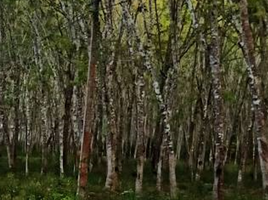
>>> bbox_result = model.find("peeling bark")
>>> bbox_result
[76,0,100,198]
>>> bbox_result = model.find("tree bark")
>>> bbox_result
[104,15,125,193]
[122,2,178,197]
[210,1,226,200]
[135,68,146,194]
[62,72,74,176]
[239,0,268,198]
[76,0,100,198]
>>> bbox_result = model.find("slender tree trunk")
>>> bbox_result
[104,5,124,190]
[72,85,83,174]
[59,117,64,176]
[25,77,31,176]
[125,89,134,158]
[0,72,13,169]
[210,1,226,200]
[122,2,177,197]
[239,0,268,198]
[156,139,164,192]
[76,0,100,198]
[196,96,209,181]
[238,107,253,185]
[11,70,20,170]
[117,90,124,173]
[105,80,119,191]
[31,10,49,175]
[62,77,74,176]
[176,127,183,160]
[135,73,146,194]
[41,92,49,175]
[0,34,13,169]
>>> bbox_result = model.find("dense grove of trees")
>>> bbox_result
[1,0,268,199]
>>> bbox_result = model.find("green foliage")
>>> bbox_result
[223,90,236,103]
[74,59,88,85]
[0,159,263,200]
[0,173,76,200]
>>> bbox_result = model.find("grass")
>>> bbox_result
[0,154,263,200]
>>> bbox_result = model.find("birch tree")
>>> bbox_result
[209,1,226,200]
[77,0,100,198]
[239,0,268,198]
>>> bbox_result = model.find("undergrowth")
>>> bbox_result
[0,156,263,200]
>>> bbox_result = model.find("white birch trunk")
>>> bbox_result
[122,2,177,197]
[59,118,64,177]
[238,0,268,197]
[209,2,226,200]
[105,134,113,188]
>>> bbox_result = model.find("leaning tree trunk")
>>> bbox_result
[76,0,100,198]
[239,0,268,198]
[210,1,226,200]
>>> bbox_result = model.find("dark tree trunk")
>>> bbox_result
[63,72,74,173]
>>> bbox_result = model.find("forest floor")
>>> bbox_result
[0,156,263,200]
